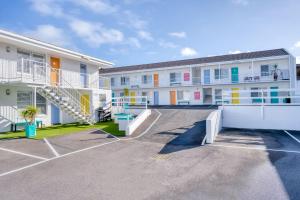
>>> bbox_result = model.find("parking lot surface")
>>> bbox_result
[0,108,299,200]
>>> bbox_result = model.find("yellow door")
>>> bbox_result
[154,73,159,87]
[124,88,129,96]
[170,91,176,105]
[232,88,240,104]
[130,91,136,105]
[81,94,90,115]
[50,57,60,86]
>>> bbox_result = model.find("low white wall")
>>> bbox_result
[222,105,300,130]
[206,109,222,144]
[126,109,151,136]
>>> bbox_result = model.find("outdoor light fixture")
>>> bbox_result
[6,46,10,52]
[5,89,10,95]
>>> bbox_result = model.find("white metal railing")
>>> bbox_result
[202,70,290,85]
[112,96,148,109]
[0,105,19,123]
[0,58,108,90]
[220,88,300,105]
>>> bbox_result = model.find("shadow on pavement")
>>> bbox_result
[158,120,206,154]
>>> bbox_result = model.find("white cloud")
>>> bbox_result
[297,56,300,64]
[169,32,186,38]
[158,40,177,48]
[231,0,249,6]
[137,30,153,41]
[127,37,141,48]
[121,10,147,30]
[29,0,64,17]
[23,24,72,47]
[229,50,242,54]
[293,41,300,48]
[69,18,124,47]
[71,0,118,14]
[181,47,197,57]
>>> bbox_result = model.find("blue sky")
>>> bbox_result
[1,0,300,66]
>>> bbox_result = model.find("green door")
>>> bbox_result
[231,67,239,83]
[270,86,279,104]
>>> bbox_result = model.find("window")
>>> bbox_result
[142,75,152,84]
[214,69,229,80]
[111,77,115,87]
[142,92,148,102]
[297,66,300,80]
[121,77,130,85]
[215,89,222,101]
[36,93,47,114]
[177,91,184,100]
[170,72,181,84]
[17,91,32,109]
[119,92,124,97]
[261,65,269,76]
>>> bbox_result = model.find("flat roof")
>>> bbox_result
[100,48,289,74]
[0,29,113,66]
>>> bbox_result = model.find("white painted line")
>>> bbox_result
[121,109,162,141]
[0,109,160,177]
[0,147,48,160]
[284,130,300,144]
[211,144,300,154]
[43,138,60,157]
[98,129,121,140]
[0,139,120,177]
[201,134,207,146]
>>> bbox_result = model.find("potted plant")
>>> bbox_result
[21,106,38,138]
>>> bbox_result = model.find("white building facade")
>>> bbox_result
[0,30,112,132]
[100,49,297,106]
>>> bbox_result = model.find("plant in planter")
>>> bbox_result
[21,106,39,138]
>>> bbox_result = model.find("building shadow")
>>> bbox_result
[158,120,206,154]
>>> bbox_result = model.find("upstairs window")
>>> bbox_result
[170,72,181,84]
[261,65,270,76]
[141,75,152,84]
[17,91,32,109]
[111,77,115,87]
[120,76,130,85]
[214,69,229,80]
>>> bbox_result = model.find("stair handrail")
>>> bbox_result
[0,105,19,123]
[47,67,92,119]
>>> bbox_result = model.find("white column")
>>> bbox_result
[33,87,36,108]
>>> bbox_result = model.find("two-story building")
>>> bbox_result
[0,29,112,132]
[100,48,297,106]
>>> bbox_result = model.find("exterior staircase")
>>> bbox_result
[0,106,18,131]
[37,85,94,125]
[98,101,112,122]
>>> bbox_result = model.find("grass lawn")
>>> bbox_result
[0,121,125,140]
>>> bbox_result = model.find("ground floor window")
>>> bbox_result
[17,91,33,109]
[215,89,222,104]
[177,90,184,100]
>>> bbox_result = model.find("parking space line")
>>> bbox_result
[43,138,60,157]
[0,147,48,160]
[210,144,300,154]
[0,139,120,177]
[284,130,300,144]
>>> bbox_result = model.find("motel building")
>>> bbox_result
[100,49,297,106]
[0,29,112,132]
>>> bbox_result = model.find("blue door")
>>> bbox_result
[51,104,60,124]
[204,70,210,84]
[154,91,159,105]
[80,64,87,88]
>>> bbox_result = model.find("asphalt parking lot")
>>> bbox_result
[0,108,299,200]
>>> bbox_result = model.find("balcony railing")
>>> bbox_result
[0,58,110,89]
[202,70,290,85]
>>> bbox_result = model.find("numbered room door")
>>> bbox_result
[50,57,60,86]
[154,73,159,87]
[130,91,136,105]
[231,88,240,104]
[81,94,90,115]
[170,91,176,105]
[231,67,239,83]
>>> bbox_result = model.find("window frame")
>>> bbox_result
[261,65,270,77]
[17,91,33,110]
[170,72,181,84]
[36,93,47,114]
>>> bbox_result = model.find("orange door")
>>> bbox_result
[170,91,176,105]
[50,57,60,86]
[154,73,159,87]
